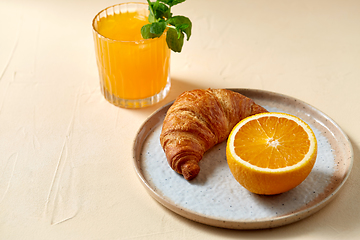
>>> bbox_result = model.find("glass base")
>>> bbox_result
[100,77,171,109]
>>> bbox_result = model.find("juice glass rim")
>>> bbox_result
[92,2,160,44]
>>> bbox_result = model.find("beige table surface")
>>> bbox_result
[1,0,359,239]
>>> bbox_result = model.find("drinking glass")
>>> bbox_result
[92,3,171,108]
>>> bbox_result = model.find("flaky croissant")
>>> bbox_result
[160,89,268,180]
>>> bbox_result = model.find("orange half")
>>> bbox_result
[226,112,317,195]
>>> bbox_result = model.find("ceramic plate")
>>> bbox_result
[133,89,353,229]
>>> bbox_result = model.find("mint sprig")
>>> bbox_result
[141,0,192,53]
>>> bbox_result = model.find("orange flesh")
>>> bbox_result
[234,116,310,169]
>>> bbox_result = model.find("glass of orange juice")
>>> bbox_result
[92,3,171,108]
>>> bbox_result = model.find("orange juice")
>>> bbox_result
[93,3,170,108]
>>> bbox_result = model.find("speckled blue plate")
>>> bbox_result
[133,89,353,229]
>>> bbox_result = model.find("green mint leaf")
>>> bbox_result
[150,2,172,19]
[167,15,192,40]
[166,27,184,53]
[159,0,186,7]
[141,24,161,39]
[148,12,156,23]
[142,0,191,52]
[146,0,156,21]
[150,21,167,35]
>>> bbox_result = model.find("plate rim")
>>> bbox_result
[132,88,354,229]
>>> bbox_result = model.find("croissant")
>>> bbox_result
[160,88,268,180]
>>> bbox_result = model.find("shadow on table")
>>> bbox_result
[131,77,206,117]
